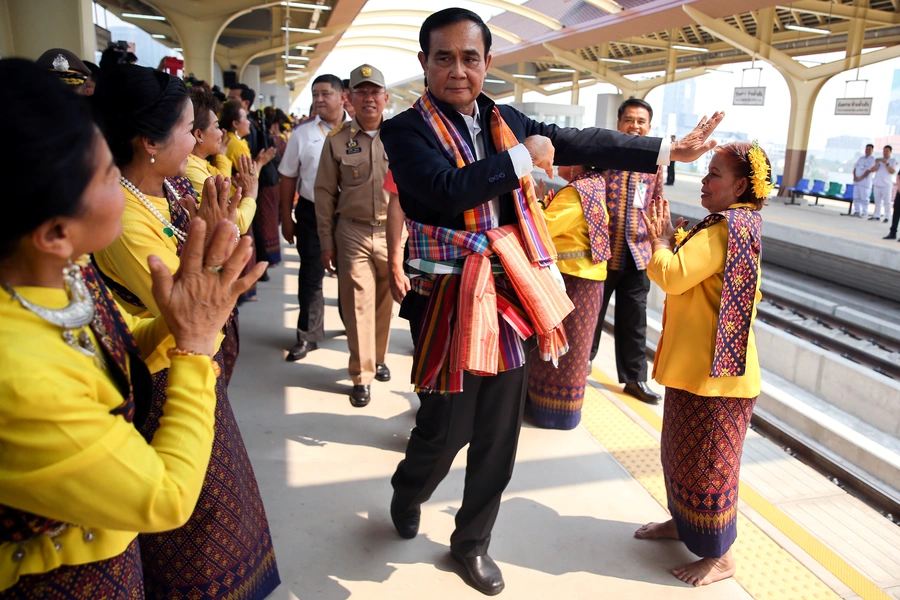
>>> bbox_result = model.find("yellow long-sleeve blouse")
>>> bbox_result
[93,186,224,373]
[224,131,251,169]
[0,286,216,592]
[542,185,608,281]
[185,153,256,235]
[647,203,762,398]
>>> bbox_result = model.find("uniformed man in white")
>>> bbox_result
[279,74,351,361]
[315,64,393,407]
[872,145,897,223]
[852,143,876,218]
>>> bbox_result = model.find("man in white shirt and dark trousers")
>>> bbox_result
[852,144,876,218]
[871,145,897,223]
[279,74,351,361]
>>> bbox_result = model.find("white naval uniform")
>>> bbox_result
[873,156,897,221]
[852,154,876,216]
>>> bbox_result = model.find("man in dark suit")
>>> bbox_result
[666,134,676,185]
[382,8,723,596]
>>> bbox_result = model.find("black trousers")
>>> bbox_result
[589,268,650,383]
[666,162,675,185]
[889,192,900,237]
[294,199,325,342]
[392,292,529,557]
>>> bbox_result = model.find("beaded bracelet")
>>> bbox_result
[167,347,222,378]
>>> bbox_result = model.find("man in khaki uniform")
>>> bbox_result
[315,64,392,407]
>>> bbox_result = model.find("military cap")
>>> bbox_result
[36,48,90,86]
[349,64,385,89]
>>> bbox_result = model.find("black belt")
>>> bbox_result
[348,217,386,227]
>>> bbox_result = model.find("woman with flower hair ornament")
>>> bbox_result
[634,141,772,587]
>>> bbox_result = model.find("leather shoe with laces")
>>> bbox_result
[375,364,391,382]
[451,553,505,596]
[389,494,420,539]
[349,384,370,407]
[623,381,661,404]
[285,341,317,362]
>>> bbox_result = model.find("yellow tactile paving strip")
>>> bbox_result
[583,365,892,600]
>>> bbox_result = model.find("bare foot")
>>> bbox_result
[634,519,679,540]
[672,552,736,586]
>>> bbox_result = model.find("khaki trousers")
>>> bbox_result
[335,219,392,385]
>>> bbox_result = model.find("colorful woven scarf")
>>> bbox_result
[675,207,762,377]
[406,91,573,393]
[569,171,611,265]
[414,90,556,266]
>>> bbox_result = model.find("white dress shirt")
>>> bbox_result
[278,111,351,202]
[854,155,876,185]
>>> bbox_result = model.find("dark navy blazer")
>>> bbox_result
[381,92,662,232]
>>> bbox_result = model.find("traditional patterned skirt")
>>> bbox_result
[139,346,280,599]
[1,538,143,599]
[253,186,282,266]
[661,387,757,558]
[527,275,604,430]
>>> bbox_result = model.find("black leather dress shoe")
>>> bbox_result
[390,494,420,539]
[623,381,661,404]
[349,385,370,407]
[259,269,270,282]
[451,553,505,596]
[285,341,317,362]
[884,234,897,240]
[375,364,391,382]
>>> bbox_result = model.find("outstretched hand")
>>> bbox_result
[670,112,725,163]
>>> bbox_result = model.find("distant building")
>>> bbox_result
[661,79,699,138]
[887,69,900,131]
[825,135,873,162]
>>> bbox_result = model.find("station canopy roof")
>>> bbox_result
[96,0,900,100]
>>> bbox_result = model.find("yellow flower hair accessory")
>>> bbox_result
[749,140,774,199]
[674,227,688,246]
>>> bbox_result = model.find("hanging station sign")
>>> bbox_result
[836,77,872,115]
[835,97,872,116]
[733,87,766,106]
[733,66,765,106]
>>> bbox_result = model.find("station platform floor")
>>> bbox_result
[227,246,900,600]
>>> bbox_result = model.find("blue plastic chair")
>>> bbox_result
[775,174,783,187]
[786,177,810,195]
[840,183,854,199]
[809,180,826,195]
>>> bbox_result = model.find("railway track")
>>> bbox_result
[757,290,900,380]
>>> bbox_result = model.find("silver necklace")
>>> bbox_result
[120,176,187,243]
[3,262,105,368]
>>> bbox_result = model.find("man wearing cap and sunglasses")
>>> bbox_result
[315,64,394,407]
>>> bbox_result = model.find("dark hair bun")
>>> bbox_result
[1,58,97,259]
[91,63,188,166]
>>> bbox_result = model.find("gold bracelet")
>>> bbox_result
[166,347,222,378]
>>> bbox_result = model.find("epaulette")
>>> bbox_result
[328,122,347,137]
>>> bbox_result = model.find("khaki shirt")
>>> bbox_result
[314,117,390,252]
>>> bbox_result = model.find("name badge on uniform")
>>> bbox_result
[633,183,648,209]
[346,139,361,154]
